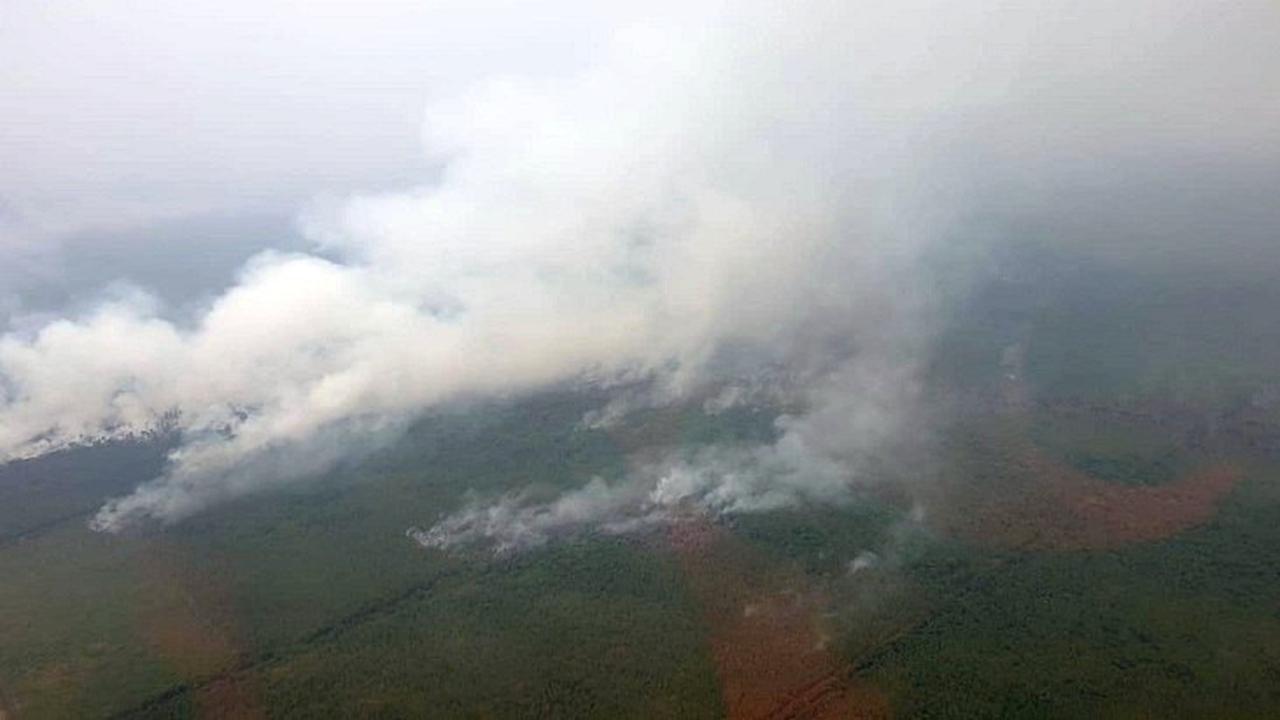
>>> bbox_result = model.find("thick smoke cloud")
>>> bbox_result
[1,1,1277,532]
[417,340,928,552]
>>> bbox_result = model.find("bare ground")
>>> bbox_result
[935,437,1241,551]
[668,520,891,720]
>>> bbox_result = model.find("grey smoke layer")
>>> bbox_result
[0,1,1276,531]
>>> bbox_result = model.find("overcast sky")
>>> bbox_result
[1,1,692,232]
[1,0,701,320]
[4,2,1277,276]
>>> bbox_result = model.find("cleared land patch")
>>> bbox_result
[669,519,891,720]
[937,427,1241,551]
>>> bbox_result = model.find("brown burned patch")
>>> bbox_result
[936,437,1242,551]
[136,541,265,719]
[937,365,1250,551]
[189,674,267,720]
[669,520,891,720]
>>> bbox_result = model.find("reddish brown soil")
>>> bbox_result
[189,675,267,720]
[668,520,891,720]
[938,444,1242,551]
[137,541,265,719]
[944,370,1248,551]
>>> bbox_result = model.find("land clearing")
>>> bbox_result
[669,519,891,720]
[938,432,1241,551]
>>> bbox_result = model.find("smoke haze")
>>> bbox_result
[1,1,1277,532]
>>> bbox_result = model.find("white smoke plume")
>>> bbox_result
[408,477,659,555]
[415,350,925,553]
[1,1,1277,531]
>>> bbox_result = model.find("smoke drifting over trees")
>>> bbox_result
[0,1,1276,532]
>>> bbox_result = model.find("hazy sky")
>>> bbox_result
[1,1,695,235]
[1,0,699,321]
[4,1,1277,285]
